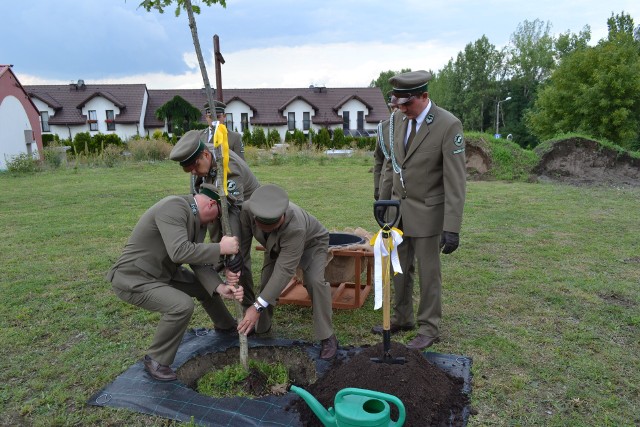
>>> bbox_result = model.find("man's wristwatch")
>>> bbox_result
[253,301,265,313]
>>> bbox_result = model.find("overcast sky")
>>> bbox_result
[3,0,638,89]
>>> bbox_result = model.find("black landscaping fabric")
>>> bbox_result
[88,329,472,426]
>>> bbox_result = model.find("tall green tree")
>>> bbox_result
[430,36,504,133]
[155,95,201,136]
[369,69,412,101]
[526,12,640,150]
[500,19,557,147]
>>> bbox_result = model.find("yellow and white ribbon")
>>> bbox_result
[370,227,403,310]
[212,122,230,195]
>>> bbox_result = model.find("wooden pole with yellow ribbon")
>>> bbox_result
[211,122,249,369]
[178,0,249,369]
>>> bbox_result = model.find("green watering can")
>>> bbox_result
[290,385,406,427]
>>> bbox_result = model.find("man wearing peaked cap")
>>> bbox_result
[170,128,260,307]
[374,69,466,351]
[236,184,338,360]
[204,100,245,160]
[106,184,243,382]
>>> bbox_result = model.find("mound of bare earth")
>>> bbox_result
[534,137,640,186]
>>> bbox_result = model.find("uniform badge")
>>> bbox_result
[190,203,198,216]
[454,134,464,146]
[426,114,434,124]
[453,148,465,155]
[227,179,240,196]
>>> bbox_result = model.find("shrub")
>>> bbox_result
[291,129,307,147]
[267,129,281,146]
[152,130,164,140]
[332,128,346,148]
[42,134,58,147]
[242,128,252,147]
[41,143,68,169]
[314,128,331,149]
[5,152,40,174]
[72,132,94,154]
[102,144,123,168]
[127,138,173,162]
[251,127,268,148]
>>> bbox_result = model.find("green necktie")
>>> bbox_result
[405,119,417,152]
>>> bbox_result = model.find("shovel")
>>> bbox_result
[371,200,405,365]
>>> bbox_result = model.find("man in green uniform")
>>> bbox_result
[170,129,259,306]
[373,95,398,200]
[374,70,466,350]
[106,184,244,381]
[236,184,338,360]
[205,100,245,160]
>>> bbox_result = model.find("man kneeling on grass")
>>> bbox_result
[236,184,338,360]
[106,184,244,381]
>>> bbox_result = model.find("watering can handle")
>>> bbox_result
[373,200,401,229]
[335,388,406,427]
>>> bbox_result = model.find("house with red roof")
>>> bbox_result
[26,81,388,144]
[0,65,43,170]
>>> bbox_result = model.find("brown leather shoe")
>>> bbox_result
[371,324,415,335]
[319,334,338,360]
[143,355,177,381]
[406,334,440,350]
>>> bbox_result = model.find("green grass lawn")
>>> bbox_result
[1,157,638,426]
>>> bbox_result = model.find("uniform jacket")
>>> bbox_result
[228,130,245,161]
[239,201,329,305]
[192,148,260,208]
[380,102,466,237]
[106,195,223,295]
[373,118,391,198]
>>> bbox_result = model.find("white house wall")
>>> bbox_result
[337,99,370,130]
[225,100,252,134]
[0,95,35,170]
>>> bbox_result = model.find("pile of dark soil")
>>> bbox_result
[535,137,640,186]
[289,342,470,427]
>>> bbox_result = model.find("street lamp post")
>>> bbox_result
[495,96,512,138]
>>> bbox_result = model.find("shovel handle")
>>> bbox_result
[373,200,400,229]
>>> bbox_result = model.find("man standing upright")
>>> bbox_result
[375,70,466,350]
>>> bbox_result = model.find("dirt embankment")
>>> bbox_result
[534,137,640,186]
[463,136,640,186]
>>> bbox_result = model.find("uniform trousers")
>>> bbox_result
[112,268,235,366]
[256,243,334,341]
[391,233,442,337]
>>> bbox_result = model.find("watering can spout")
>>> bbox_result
[290,385,337,427]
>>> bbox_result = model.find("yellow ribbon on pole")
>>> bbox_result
[212,122,230,195]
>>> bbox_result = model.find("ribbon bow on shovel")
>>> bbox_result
[370,200,406,364]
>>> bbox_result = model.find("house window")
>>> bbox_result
[303,112,310,131]
[288,112,296,131]
[88,110,98,131]
[241,113,249,132]
[40,111,50,132]
[357,111,364,131]
[106,110,115,131]
[342,111,350,131]
[225,113,234,131]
